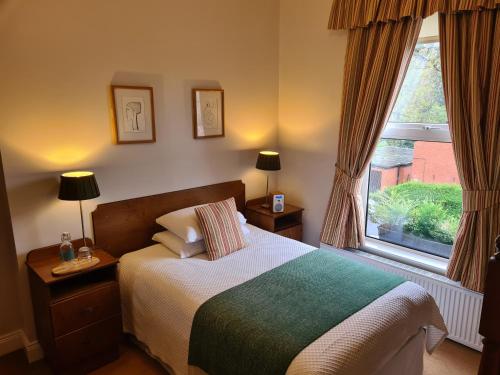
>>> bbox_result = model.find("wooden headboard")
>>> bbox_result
[92,180,245,258]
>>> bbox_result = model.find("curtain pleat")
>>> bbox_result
[440,9,500,292]
[320,18,422,248]
[328,0,500,30]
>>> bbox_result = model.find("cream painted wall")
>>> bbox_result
[278,0,347,246]
[0,0,279,342]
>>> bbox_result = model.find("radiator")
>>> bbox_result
[323,246,484,351]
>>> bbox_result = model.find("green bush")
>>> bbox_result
[369,189,414,228]
[404,202,456,244]
[369,181,462,244]
[386,181,462,217]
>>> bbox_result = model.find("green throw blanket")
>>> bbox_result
[188,249,405,375]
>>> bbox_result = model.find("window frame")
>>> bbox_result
[361,36,454,269]
[384,36,449,142]
[382,122,450,142]
[361,167,450,274]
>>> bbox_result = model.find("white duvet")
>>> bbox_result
[119,225,447,375]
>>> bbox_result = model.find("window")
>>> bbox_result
[365,38,462,259]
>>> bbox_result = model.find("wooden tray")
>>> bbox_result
[51,257,101,276]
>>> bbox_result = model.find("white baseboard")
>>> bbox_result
[0,330,23,357]
[0,329,44,363]
[21,331,44,363]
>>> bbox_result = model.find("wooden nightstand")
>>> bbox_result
[26,238,121,374]
[245,199,303,241]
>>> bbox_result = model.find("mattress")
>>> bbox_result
[119,225,447,375]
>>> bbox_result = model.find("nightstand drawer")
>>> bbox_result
[246,200,303,241]
[276,225,302,241]
[54,315,121,370]
[246,210,275,231]
[51,282,120,337]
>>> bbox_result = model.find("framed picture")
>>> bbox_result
[111,85,156,144]
[192,88,224,139]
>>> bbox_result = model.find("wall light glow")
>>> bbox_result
[230,125,276,149]
[45,147,97,168]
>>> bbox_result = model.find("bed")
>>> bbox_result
[92,180,447,375]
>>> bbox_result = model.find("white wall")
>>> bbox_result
[278,0,347,246]
[0,0,279,342]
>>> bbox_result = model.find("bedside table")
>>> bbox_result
[26,238,121,374]
[245,200,303,241]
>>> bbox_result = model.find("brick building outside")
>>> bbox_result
[370,141,460,192]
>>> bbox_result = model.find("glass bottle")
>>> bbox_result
[59,232,75,262]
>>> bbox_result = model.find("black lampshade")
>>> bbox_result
[256,151,281,171]
[58,171,100,201]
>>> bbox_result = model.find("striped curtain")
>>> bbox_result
[440,8,500,292]
[320,18,422,248]
[328,0,500,30]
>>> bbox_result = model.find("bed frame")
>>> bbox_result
[478,235,500,375]
[92,180,245,258]
[92,180,499,373]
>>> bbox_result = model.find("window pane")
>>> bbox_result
[388,42,448,125]
[366,139,462,258]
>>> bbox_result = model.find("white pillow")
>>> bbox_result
[241,223,250,236]
[238,211,247,224]
[156,204,247,243]
[152,231,205,259]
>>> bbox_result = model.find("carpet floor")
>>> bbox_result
[0,338,480,375]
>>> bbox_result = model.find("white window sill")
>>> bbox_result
[360,237,448,276]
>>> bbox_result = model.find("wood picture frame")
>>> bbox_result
[111,85,156,144]
[192,88,225,139]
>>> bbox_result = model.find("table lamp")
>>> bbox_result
[58,171,100,259]
[255,151,281,208]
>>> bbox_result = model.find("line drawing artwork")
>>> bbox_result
[193,89,223,138]
[122,97,146,132]
[201,97,219,129]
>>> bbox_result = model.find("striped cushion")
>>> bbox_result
[195,198,246,260]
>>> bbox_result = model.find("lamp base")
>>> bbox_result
[78,246,92,261]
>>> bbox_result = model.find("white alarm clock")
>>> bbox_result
[272,194,285,213]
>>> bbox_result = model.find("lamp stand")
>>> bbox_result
[261,174,270,209]
[78,200,92,260]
